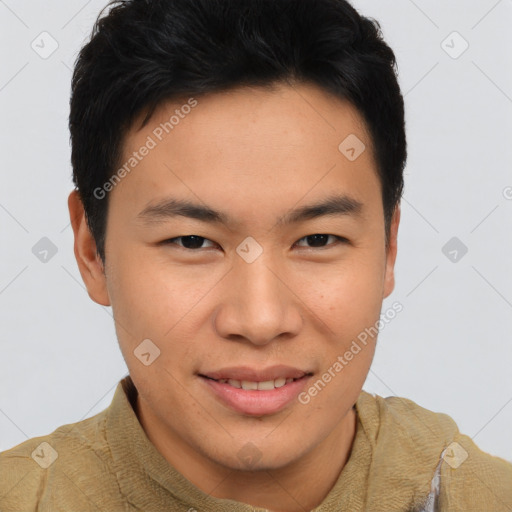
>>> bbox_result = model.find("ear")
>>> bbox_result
[67,190,111,306]
[383,206,400,299]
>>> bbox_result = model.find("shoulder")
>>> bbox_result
[440,430,512,510]
[357,390,512,509]
[357,390,461,450]
[0,408,122,511]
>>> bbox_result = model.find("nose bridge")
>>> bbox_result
[239,254,281,310]
[214,247,301,345]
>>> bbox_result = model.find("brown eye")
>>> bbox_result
[295,234,345,248]
[163,235,216,250]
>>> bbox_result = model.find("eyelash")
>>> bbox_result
[161,234,348,251]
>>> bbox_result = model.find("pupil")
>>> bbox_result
[307,234,328,247]
[180,235,331,249]
[182,236,204,249]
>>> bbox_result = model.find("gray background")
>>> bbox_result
[1,0,511,462]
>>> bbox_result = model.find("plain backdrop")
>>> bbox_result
[1,0,511,462]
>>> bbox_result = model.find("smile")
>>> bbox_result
[202,376,303,390]
[199,369,313,416]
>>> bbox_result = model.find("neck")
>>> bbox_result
[212,406,358,511]
[135,394,358,512]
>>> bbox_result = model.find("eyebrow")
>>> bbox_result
[136,194,363,227]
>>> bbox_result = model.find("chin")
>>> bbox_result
[210,437,306,473]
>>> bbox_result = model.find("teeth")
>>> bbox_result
[257,380,275,390]
[274,377,286,388]
[216,377,298,390]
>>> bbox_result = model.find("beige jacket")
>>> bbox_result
[1,375,511,511]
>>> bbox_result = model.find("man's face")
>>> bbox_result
[72,82,398,473]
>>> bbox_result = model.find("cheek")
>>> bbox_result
[299,265,382,412]
[297,252,386,335]
[105,252,221,376]
[107,252,197,333]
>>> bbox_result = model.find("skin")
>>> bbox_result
[68,81,400,512]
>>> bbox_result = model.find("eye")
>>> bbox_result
[161,234,347,251]
[294,234,347,249]
[162,235,217,250]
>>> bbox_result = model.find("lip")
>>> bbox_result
[199,366,313,416]
[200,365,309,382]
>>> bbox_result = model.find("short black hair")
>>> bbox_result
[69,0,406,263]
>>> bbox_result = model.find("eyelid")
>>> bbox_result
[161,236,217,249]
[161,234,349,251]
[294,234,348,249]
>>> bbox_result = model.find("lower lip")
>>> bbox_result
[200,376,311,416]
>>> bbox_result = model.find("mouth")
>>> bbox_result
[199,364,311,383]
[198,366,313,416]
[199,375,308,390]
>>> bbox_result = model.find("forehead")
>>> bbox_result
[110,82,380,224]
[124,81,373,164]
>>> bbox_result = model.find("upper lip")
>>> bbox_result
[200,365,312,382]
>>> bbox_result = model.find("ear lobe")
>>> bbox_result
[67,190,111,306]
[383,206,400,299]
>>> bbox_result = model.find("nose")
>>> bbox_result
[213,254,303,346]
